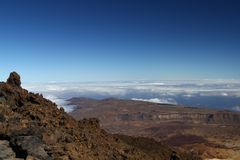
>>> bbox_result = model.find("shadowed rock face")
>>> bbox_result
[0,140,23,160]
[0,72,186,160]
[6,72,21,87]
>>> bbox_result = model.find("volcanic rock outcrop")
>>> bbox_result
[0,72,181,160]
[6,72,21,87]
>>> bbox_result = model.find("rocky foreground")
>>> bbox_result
[0,72,192,160]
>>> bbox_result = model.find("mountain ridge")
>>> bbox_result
[0,72,187,160]
[69,97,240,159]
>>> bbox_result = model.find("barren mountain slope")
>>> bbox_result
[0,72,183,160]
[69,97,240,160]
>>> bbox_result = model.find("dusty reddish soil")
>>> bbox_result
[69,98,240,160]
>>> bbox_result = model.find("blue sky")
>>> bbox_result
[0,0,240,82]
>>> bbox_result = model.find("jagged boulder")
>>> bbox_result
[0,140,17,160]
[6,72,21,87]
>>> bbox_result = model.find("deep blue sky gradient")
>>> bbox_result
[0,0,240,82]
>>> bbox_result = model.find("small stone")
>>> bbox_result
[26,155,34,160]
[0,140,16,159]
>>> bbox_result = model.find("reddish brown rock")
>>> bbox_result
[0,72,186,160]
[6,71,21,87]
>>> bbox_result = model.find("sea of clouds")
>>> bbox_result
[22,80,240,112]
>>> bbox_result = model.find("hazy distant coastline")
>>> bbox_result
[23,80,240,112]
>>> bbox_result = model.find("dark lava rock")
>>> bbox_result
[7,72,21,87]
[0,113,5,122]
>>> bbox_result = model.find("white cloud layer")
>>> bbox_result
[131,98,177,105]
[232,106,240,112]
[44,95,76,112]
[22,80,240,112]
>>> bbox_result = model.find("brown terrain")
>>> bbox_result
[69,97,240,160]
[0,72,194,160]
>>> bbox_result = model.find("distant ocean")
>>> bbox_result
[23,80,240,112]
